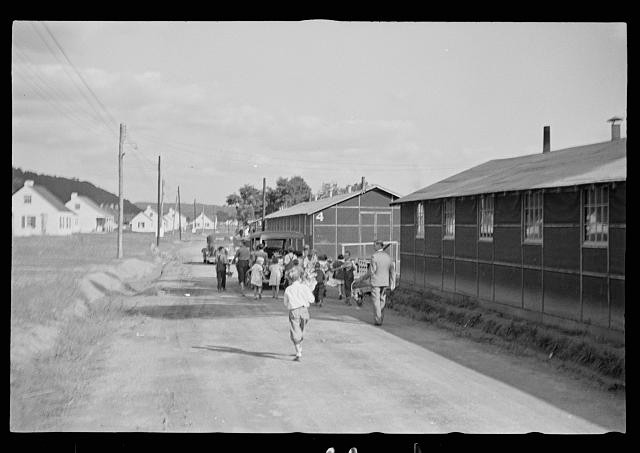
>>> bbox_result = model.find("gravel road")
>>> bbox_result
[57,242,625,433]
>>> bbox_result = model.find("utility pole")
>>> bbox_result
[117,123,125,259]
[262,177,266,231]
[160,178,165,238]
[178,185,182,241]
[156,155,161,247]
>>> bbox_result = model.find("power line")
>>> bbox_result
[28,22,117,139]
[41,22,119,128]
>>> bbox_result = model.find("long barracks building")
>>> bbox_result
[391,125,626,338]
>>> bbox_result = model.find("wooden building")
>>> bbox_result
[264,185,401,265]
[392,127,625,337]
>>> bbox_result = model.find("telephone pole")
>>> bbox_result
[117,123,125,259]
[262,177,266,231]
[156,155,161,247]
[178,186,182,241]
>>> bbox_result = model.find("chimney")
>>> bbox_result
[608,117,622,141]
[542,126,550,153]
[347,185,351,193]
[71,192,78,198]
[361,176,366,193]
[24,180,34,187]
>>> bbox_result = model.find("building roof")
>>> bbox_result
[392,139,626,204]
[30,186,74,213]
[73,195,112,217]
[264,185,401,220]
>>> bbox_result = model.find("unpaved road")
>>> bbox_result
[57,242,625,433]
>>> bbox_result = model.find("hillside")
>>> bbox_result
[134,202,235,222]
[12,167,141,215]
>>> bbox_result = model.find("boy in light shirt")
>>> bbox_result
[283,267,314,361]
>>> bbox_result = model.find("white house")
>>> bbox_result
[189,212,215,232]
[65,193,115,233]
[131,205,167,235]
[163,207,187,232]
[12,180,78,237]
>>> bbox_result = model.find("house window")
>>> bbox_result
[75,203,81,210]
[479,195,494,240]
[523,191,543,243]
[24,195,32,204]
[416,202,425,238]
[66,217,70,229]
[138,222,145,229]
[583,185,608,246]
[26,216,36,228]
[444,199,455,239]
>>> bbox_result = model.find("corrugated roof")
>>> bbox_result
[264,185,401,220]
[31,186,74,213]
[392,139,626,204]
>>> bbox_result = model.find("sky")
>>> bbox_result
[11,21,627,205]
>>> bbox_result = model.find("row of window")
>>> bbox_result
[414,186,610,245]
[20,216,75,229]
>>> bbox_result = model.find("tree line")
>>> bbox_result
[226,176,368,224]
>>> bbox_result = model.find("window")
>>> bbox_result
[583,185,608,245]
[26,216,36,228]
[75,203,81,210]
[416,202,424,238]
[523,191,543,242]
[479,195,494,240]
[444,199,455,239]
[24,195,31,204]
[138,222,145,229]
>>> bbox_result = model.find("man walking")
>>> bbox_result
[233,240,251,294]
[369,240,396,326]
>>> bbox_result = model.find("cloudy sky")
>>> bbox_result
[12,21,627,205]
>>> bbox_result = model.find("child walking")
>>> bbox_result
[283,267,314,361]
[269,255,283,298]
[250,256,265,299]
[313,262,326,307]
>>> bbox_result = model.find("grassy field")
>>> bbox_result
[10,231,185,431]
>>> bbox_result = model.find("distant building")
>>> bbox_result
[12,180,77,236]
[130,206,160,233]
[65,193,115,233]
[264,184,401,263]
[163,207,188,232]
[392,124,626,338]
[190,212,215,231]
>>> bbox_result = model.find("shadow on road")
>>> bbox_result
[192,345,295,361]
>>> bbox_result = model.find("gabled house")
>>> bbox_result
[12,180,78,236]
[190,212,215,231]
[65,193,115,233]
[163,207,187,232]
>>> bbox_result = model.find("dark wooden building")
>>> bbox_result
[392,132,625,337]
[264,185,401,265]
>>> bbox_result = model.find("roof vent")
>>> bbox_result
[24,180,34,187]
[543,126,550,153]
[608,117,622,141]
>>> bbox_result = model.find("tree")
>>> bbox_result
[226,184,263,225]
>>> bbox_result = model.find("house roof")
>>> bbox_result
[30,186,74,213]
[73,195,112,217]
[392,139,626,205]
[131,211,153,222]
[264,185,402,220]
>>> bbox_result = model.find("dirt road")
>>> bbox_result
[57,242,625,433]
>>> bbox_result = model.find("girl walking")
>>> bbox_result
[332,254,346,300]
[269,255,283,298]
[313,262,326,307]
[250,256,265,299]
[283,267,314,361]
